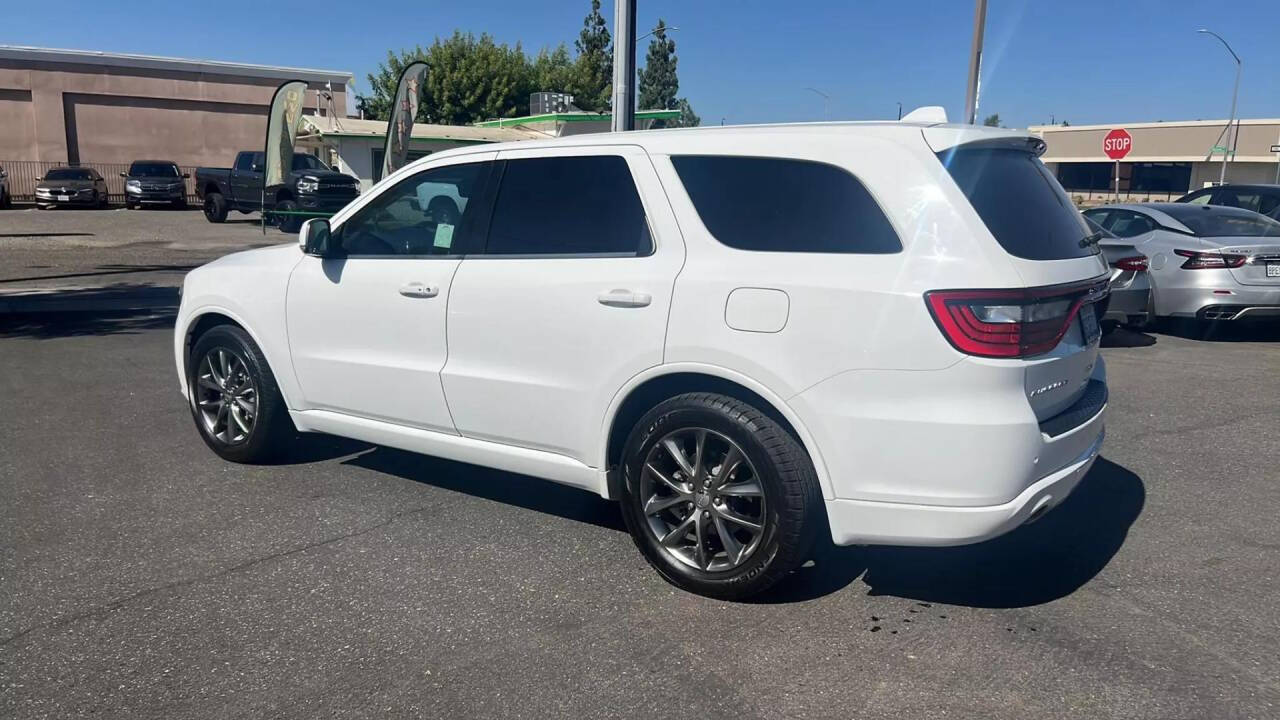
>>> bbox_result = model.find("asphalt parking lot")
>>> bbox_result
[1,309,1277,719]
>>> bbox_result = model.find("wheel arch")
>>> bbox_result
[600,364,834,501]
[179,306,297,410]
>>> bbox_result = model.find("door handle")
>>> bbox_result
[597,289,652,308]
[399,282,439,298]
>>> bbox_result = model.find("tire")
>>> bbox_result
[203,192,228,223]
[188,324,295,463]
[0,190,9,209]
[618,392,822,600]
[125,200,137,210]
[276,199,301,233]
[98,191,109,208]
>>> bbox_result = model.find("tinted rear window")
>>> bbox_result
[938,148,1096,260]
[670,156,901,253]
[1159,205,1280,238]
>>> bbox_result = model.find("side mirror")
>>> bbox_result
[300,218,334,257]
[119,172,127,178]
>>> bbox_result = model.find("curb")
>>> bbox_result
[0,286,179,314]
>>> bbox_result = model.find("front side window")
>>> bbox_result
[483,155,650,256]
[1181,190,1213,205]
[337,161,492,256]
[672,155,901,254]
[292,154,329,172]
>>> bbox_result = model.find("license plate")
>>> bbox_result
[1267,262,1280,278]
[57,195,70,201]
[1080,302,1100,342]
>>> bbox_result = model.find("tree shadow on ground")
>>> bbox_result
[752,457,1145,607]
[342,446,626,533]
[0,308,176,339]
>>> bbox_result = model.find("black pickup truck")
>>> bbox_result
[195,151,360,232]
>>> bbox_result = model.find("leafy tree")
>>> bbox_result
[983,113,1000,127]
[424,31,530,124]
[638,20,678,112]
[570,0,612,111]
[530,43,576,99]
[668,97,701,128]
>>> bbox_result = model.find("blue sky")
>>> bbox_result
[6,0,1278,127]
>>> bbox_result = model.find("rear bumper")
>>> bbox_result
[790,355,1108,547]
[826,426,1103,546]
[1156,283,1280,319]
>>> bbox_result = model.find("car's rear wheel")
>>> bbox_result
[188,325,294,463]
[203,192,228,223]
[619,392,822,600]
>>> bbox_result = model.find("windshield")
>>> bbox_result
[129,163,180,178]
[1159,205,1280,238]
[45,168,94,181]
[292,154,330,172]
[937,147,1098,260]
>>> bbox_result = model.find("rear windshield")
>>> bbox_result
[129,163,179,177]
[45,168,93,180]
[937,147,1097,260]
[1158,205,1280,238]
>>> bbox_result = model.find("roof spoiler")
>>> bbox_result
[900,106,948,123]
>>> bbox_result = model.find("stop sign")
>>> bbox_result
[1103,128,1132,160]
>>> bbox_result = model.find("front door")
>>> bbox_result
[441,146,684,465]
[286,154,496,432]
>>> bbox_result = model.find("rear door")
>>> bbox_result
[440,146,684,465]
[930,134,1109,421]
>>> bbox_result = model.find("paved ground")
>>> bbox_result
[1,316,1277,719]
[0,207,283,293]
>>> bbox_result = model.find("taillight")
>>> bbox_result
[1113,256,1148,272]
[1174,249,1246,269]
[924,280,1108,359]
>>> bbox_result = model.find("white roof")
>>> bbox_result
[0,45,353,84]
[301,116,545,143]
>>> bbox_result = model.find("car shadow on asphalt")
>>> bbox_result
[0,307,176,339]
[1157,320,1280,343]
[751,457,1145,607]
[342,446,627,533]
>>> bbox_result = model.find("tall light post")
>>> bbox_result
[611,0,637,132]
[803,87,829,120]
[963,0,988,124]
[1198,29,1241,185]
[896,102,903,120]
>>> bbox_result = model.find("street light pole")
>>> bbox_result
[1198,29,1241,185]
[611,0,637,132]
[896,102,902,120]
[963,0,988,125]
[803,87,829,120]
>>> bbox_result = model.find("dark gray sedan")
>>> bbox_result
[34,166,109,209]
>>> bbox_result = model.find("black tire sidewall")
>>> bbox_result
[277,200,300,233]
[188,325,290,463]
[619,394,814,599]
[203,193,227,223]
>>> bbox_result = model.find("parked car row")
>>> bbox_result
[1087,201,1280,326]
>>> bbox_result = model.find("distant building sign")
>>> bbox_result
[1103,128,1132,160]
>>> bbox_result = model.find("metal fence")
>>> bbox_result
[0,160,200,203]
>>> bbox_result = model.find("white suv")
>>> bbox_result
[174,120,1110,599]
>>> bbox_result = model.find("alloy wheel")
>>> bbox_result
[194,348,258,445]
[639,427,767,572]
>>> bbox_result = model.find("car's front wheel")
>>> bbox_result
[188,324,294,463]
[619,392,822,600]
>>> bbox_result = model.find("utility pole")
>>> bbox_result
[1198,29,1241,185]
[963,0,988,124]
[611,0,637,132]
[897,102,902,120]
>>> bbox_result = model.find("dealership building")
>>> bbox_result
[1030,118,1280,202]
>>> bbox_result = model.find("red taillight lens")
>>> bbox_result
[1174,249,1246,269]
[1113,256,1148,272]
[924,280,1107,359]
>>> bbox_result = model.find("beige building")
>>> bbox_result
[0,45,351,167]
[1030,118,1280,202]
